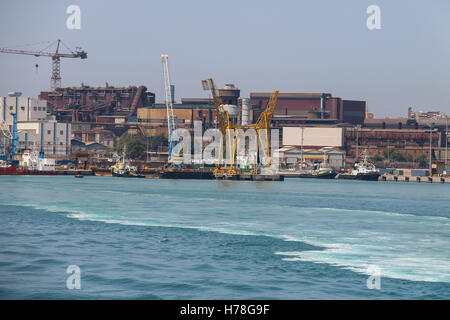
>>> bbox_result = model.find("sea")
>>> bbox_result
[0,175,449,299]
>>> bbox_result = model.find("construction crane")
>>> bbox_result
[202,78,237,174]
[0,40,87,90]
[253,90,279,169]
[161,54,180,168]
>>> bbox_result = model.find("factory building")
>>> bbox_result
[0,95,47,123]
[38,84,155,150]
[39,84,155,123]
[277,146,345,169]
[345,127,444,161]
[16,121,71,156]
[250,92,366,125]
[282,127,344,148]
[0,92,71,156]
[136,84,256,137]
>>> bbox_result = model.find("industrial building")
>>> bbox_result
[37,84,155,150]
[135,84,256,137]
[16,121,71,156]
[250,92,366,126]
[282,127,344,148]
[277,146,345,169]
[40,84,155,123]
[1,92,71,157]
[1,95,48,123]
[345,126,446,162]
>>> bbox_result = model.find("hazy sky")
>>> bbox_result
[0,0,449,117]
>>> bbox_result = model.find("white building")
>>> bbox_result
[0,92,71,156]
[1,94,47,123]
[283,127,344,148]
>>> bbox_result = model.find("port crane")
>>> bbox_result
[251,90,279,169]
[202,78,236,174]
[0,40,87,90]
[161,54,180,168]
[202,78,279,174]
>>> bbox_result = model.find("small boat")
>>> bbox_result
[298,163,337,179]
[111,149,145,178]
[338,156,380,181]
[75,174,84,178]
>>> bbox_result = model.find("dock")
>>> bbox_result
[380,175,450,183]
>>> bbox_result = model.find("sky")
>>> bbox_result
[0,0,449,117]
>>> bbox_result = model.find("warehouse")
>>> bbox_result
[250,92,365,125]
[277,146,345,169]
[282,127,344,148]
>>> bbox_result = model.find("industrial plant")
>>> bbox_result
[0,40,449,182]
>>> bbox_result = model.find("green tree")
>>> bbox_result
[373,154,383,162]
[150,135,168,149]
[415,154,428,168]
[116,133,146,159]
[383,147,406,162]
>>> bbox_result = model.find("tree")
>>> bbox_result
[415,154,428,168]
[383,147,406,162]
[150,135,168,150]
[373,154,383,162]
[116,133,146,159]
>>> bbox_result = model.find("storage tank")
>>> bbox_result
[219,84,240,105]
[219,84,241,125]
[221,104,240,118]
[241,98,249,125]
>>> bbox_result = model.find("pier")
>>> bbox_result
[380,175,450,184]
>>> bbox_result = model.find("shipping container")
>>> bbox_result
[379,169,392,175]
[411,169,429,177]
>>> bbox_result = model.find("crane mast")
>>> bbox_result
[161,54,176,164]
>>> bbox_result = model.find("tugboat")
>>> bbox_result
[338,155,380,181]
[17,151,56,175]
[111,149,144,178]
[298,162,337,179]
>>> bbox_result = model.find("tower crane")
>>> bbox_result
[161,54,180,167]
[0,40,87,90]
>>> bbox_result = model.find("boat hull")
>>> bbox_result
[111,171,145,178]
[0,165,17,175]
[338,172,380,181]
[298,171,337,179]
[16,169,56,175]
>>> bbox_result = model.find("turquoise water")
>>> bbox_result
[0,176,449,299]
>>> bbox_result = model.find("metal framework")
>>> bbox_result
[202,78,279,173]
[162,54,179,165]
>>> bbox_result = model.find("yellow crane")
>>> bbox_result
[202,78,279,175]
[202,78,237,174]
[253,90,279,169]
